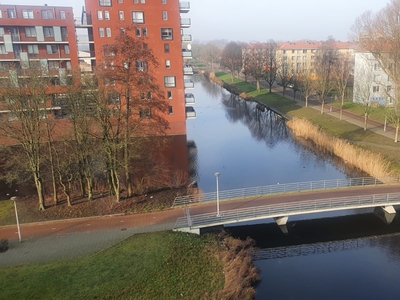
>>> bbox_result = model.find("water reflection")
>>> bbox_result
[188,75,362,192]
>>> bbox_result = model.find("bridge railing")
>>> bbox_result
[173,192,400,230]
[172,176,400,207]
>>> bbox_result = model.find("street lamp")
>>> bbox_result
[215,172,220,217]
[11,196,21,242]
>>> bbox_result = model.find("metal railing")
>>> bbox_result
[172,177,400,207]
[253,232,400,260]
[173,192,400,230]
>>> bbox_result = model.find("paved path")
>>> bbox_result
[2,185,400,266]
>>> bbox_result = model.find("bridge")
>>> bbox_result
[173,177,400,234]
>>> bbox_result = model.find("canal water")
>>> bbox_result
[189,75,400,299]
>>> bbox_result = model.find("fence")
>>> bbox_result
[172,176,400,207]
[174,192,400,230]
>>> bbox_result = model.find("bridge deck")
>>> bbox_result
[174,192,400,232]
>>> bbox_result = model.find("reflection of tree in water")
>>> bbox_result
[289,135,368,178]
[221,93,289,149]
[193,75,223,98]
[187,140,198,181]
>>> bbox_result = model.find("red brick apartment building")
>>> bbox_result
[0,1,194,136]
[80,0,194,135]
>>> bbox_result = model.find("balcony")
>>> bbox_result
[182,50,192,59]
[184,79,194,89]
[180,1,190,13]
[185,106,196,119]
[184,66,194,75]
[182,35,192,42]
[185,93,195,104]
[180,18,191,28]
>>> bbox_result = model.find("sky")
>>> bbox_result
[9,0,390,42]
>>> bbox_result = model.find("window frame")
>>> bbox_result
[46,45,58,54]
[60,11,66,19]
[164,76,176,88]
[99,0,112,6]
[43,27,55,38]
[161,28,173,40]
[41,9,54,19]
[132,11,144,23]
[22,9,34,19]
[27,44,39,54]
[25,27,37,38]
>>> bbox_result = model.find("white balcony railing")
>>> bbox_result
[180,18,191,28]
[179,1,190,13]
[185,106,196,119]
[185,93,195,104]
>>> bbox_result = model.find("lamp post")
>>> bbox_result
[11,196,21,242]
[215,172,220,217]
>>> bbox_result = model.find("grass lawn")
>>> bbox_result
[214,72,400,174]
[0,231,224,300]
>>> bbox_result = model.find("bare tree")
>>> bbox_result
[296,67,316,107]
[95,27,169,201]
[314,37,338,113]
[263,40,279,93]
[0,67,48,210]
[334,52,354,120]
[353,55,374,130]
[220,41,242,82]
[200,42,221,70]
[243,43,266,91]
[353,0,400,142]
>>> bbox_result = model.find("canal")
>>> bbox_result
[188,75,400,299]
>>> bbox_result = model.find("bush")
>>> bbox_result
[0,239,8,253]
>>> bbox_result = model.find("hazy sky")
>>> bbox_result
[10,0,389,42]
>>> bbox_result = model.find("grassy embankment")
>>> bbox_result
[0,231,258,300]
[213,71,400,176]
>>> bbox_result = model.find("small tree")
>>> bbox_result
[334,52,353,120]
[243,43,267,92]
[354,61,374,130]
[263,40,279,93]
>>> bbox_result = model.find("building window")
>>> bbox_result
[374,63,381,70]
[0,28,4,36]
[0,10,2,18]
[99,0,112,6]
[43,27,55,38]
[297,56,301,61]
[141,0,145,2]
[135,27,141,37]
[303,50,307,53]
[64,45,70,54]
[162,11,168,21]
[61,27,68,38]
[165,59,170,69]
[142,27,147,37]
[106,27,112,37]
[118,0,123,3]
[136,60,147,71]
[104,11,110,20]
[373,86,380,93]
[161,28,173,40]
[97,11,103,20]
[60,11,66,19]
[134,0,138,3]
[25,27,37,37]
[108,92,120,104]
[42,10,54,19]
[27,44,39,54]
[162,0,167,3]
[140,91,152,100]
[168,106,173,114]
[7,9,16,18]
[143,43,148,50]
[164,76,176,87]
[104,78,115,86]
[119,11,124,20]
[387,86,392,93]
[167,91,172,99]
[139,107,151,119]
[99,28,105,37]
[132,11,144,23]
[46,45,57,54]
[22,9,34,19]
[374,75,381,82]
[164,43,169,53]
[0,45,7,54]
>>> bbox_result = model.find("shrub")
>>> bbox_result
[0,239,8,253]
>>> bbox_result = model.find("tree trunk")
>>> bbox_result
[305,95,309,108]
[256,80,260,92]
[34,173,45,210]
[321,101,325,114]
[395,126,399,143]
[293,91,296,101]
[364,113,368,130]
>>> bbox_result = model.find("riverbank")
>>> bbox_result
[208,71,400,177]
[0,231,258,299]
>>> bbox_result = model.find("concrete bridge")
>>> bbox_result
[173,178,400,234]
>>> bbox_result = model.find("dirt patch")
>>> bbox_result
[4,187,192,225]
